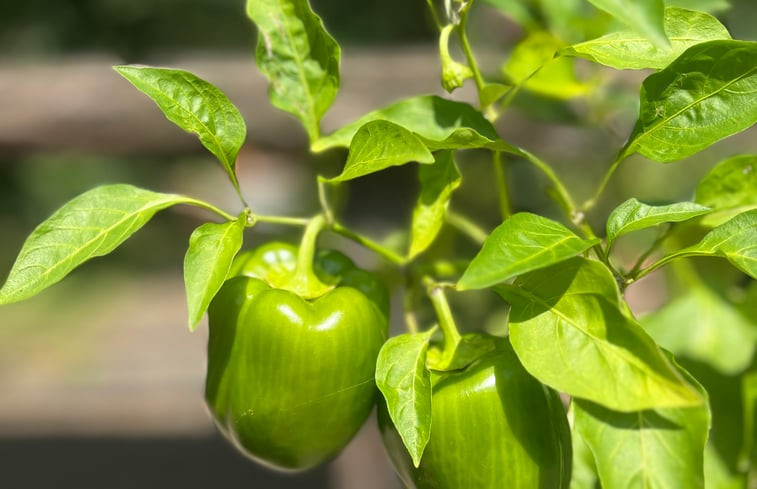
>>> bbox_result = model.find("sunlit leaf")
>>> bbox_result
[312,95,514,152]
[606,198,711,247]
[247,0,340,142]
[573,357,709,489]
[623,40,757,163]
[375,330,434,467]
[408,152,461,259]
[561,8,731,70]
[184,218,245,331]
[684,209,757,278]
[496,258,703,411]
[458,213,599,290]
[0,185,193,304]
[325,120,434,182]
[114,66,246,186]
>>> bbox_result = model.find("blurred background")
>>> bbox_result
[0,0,755,487]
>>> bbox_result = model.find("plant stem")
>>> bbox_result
[287,214,332,299]
[425,0,444,30]
[425,277,461,360]
[317,177,335,224]
[492,151,512,220]
[251,214,310,227]
[330,222,407,266]
[403,281,420,334]
[583,152,627,212]
[629,249,708,284]
[626,228,669,278]
[517,148,578,221]
[182,197,238,222]
[445,210,489,244]
[458,10,485,94]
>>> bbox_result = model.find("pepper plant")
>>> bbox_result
[1,0,756,487]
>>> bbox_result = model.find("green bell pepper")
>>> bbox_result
[379,335,572,488]
[206,238,389,470]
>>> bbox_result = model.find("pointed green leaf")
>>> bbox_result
[0,184,194,304]
[325,120,434,182]
[312,95,512,153]
[684,209,757,278]
[561,8,731,70]
[587,0,668,48]
[408,152,461,259]
[457,213,599,290]
[496,257,703,411]
[184,218,245,331]
[114,66,246,186]
[573,358,710,489]
[624,40,757,163]
[606,198,711,247]
[375,331,434,468]
[695,154,757,226]
[247,0,340,142]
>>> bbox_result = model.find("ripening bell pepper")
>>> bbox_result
[205,237,389,471]
[379,336,572,488]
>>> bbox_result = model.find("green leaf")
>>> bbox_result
[247,0,340,142]
[561,8,731,70]
[496,257,703,411]
[642,278,757,375]
[312,95,506,152]
[573,358,710,489]
[502,31,592,100]
[624,40,757,163]
[375,330,434,468]
[0,184,193,304]
[684,209,757,278]
[183,218,245,331]
[605,198,711,247]
[569,427,600,489]
[114,66,246,187]
[324,120,434,182]
[695,154,757,226]
[587,0,669,48]
[408,152,461,259]
[457,213,599,290]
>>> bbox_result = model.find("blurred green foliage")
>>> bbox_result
[0,0,434,59]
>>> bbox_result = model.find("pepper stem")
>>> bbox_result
[285,214,333,299]
[425,278,462,365]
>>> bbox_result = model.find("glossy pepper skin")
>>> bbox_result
[206,242,389,471]
[379,336,572,488]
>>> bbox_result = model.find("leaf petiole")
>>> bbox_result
[445,210,488,245]
[330,222,407,266]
